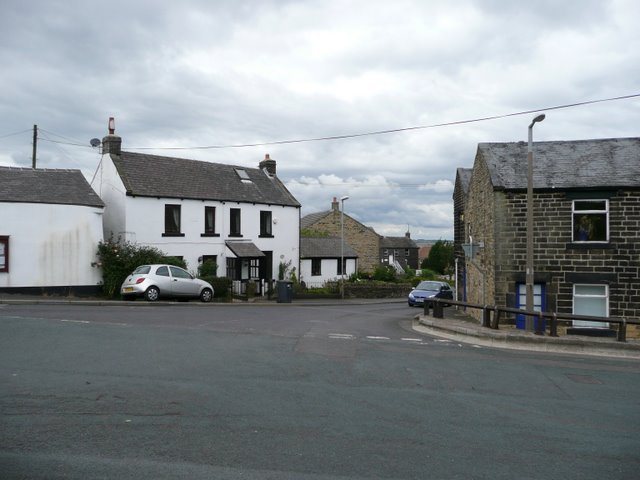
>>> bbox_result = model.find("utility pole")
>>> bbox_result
[32,124,38,169]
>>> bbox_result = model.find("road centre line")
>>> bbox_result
[366,336,390,340]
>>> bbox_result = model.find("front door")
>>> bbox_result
[516,283,545,329]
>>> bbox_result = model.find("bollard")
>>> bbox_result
[433,300,444,318]
[549,313,558,337]
[535,313,545,336]
[423,300,430,317]
[492,306,500,330]
[617,319,627,342]
[482,306,491,328]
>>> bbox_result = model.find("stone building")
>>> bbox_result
[301,198,380,273]
[380,233,419,271]
[454,137,640,334]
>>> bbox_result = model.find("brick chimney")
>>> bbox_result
[101,117,121,155]
[259,153,276,176]
[331,197,339,211]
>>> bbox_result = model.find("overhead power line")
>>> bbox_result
[127,93,640,151]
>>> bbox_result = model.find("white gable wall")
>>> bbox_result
[90,156,127,241]
[0,203,103,287]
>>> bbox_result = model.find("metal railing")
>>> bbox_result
[425,298,639,342]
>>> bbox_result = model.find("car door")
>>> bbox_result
[153,265,173,295]
[169,266,198,297]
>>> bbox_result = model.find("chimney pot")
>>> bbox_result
[102,117,121,155]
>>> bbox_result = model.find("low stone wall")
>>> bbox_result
[345,283,412,299]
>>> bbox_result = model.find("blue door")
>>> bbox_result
[516,283,545,330]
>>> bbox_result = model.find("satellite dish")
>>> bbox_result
[90,138,101,148]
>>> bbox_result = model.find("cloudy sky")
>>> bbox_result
[1,0,639,239]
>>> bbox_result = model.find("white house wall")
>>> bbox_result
[90,156,127,241]
[0,203,103,287]
[123,196,300,277]
[300,258,357,288]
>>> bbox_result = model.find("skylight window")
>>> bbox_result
[235,169,251,182]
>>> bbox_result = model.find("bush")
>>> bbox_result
[372,265,398,282]
[198,259,218,278]
[97,237,171,298]
[201,276,232,300]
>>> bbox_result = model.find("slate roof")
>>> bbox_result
[380,236,418,249]
[300,211,331,229]
[300,237,358,258]
[456,168,473,194]
[477,137,640,190]
[112,151,300,207]
[225,241,265,258]
[0,166,104,207]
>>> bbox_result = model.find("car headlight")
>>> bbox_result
[408,292,415,299]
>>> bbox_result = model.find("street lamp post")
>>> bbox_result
[340,195,349,300]
[526,114,545,332]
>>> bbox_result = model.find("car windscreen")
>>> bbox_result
[133,266,151,274]
[417,282,442,290]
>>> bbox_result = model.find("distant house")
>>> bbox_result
[380,233,419,271]
[301,198,380,273]
[300,236,358,288]
[454,137,640,333]
[91,124,301,293]
[0,166,104,295]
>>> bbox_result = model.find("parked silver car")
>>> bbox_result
[120,264,214,302]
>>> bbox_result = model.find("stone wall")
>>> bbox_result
[490,186,640,324]
[306,211,381,273]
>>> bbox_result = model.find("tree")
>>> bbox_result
[421,240,454,275]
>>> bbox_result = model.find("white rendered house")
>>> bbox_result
[91,124,301,290]
[0,167,104,294]
[300,237,358,288]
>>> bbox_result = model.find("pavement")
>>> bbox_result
[1,294,638,359]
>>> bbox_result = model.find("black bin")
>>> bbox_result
[277,281,293,303]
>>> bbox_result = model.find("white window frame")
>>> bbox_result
[572,199,609,243]
[573,284,609,328]
[0,236,8,272]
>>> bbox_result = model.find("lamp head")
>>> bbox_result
[340,196,349,201]
[529,114,546,128]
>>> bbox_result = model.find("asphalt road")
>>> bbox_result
[1,301,639,479]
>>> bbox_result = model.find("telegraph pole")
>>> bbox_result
[32,124,38,169]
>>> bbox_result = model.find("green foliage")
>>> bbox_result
[198,259,218,278]
[421,240,454,275]
[161,256,187,269]
[278,260,292,280]
[300,228,330,237]
[200,276,232,300]
[372,265,398,282]
[97,237,170,298]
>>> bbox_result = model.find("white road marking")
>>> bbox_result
[401,338,423,342]
[61,319,90,324]
[328,333,355,339]
[366,336,390,340]
[434,339,451,343]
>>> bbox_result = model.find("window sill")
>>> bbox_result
[162,233,185,237]
[228,234,243,238]
[566,242,611,250]
[201,233,220,237]
[259,234,274,238]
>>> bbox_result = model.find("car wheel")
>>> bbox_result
[145,286,160,302]
[200,288,213,303]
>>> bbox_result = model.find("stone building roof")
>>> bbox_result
[477,137,640,190]
[0,166,104,207]
[300,237,358,258]
[111,151,300,207]
[456,168,473,194]
[380,236,418,249]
